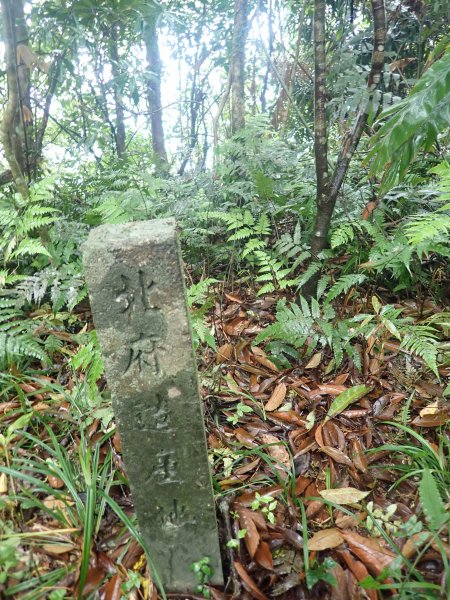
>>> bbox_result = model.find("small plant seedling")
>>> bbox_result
[226,528,247,548]
[251,492,278,524]
[226,401,253,425]
[366,501,402,536]
[192,557,213,598]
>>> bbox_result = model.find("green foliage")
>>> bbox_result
[187,278,218,350]
[368,48,450,192]
[258,295,448,376]
[70,330,105,395]
[0,299,49,368]
[419,469,448,531]
[256,297,362,369]
[191,557,213,598]
[0,177,59,265]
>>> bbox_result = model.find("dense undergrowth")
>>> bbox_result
[0,119,449,599]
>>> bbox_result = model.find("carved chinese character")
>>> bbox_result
[124,332,164,375]
[115,269,160,314]
[149,449,179,484]
[155,499,197,529]
[135,393,169,431]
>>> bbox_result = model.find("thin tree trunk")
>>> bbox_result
[0,0,28,198]
[110,22,126,159]
[312,0,329,256]
[145,17,168,169]
[260,0,274,113]
[303,0,386,297]
[230,0,249,134]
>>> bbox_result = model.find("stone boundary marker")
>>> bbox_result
[83,219,223,591]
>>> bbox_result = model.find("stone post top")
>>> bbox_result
[83,218,177,251]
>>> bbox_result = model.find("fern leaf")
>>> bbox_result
[419,469,448,530]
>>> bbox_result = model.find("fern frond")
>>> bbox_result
[325,274,367,304]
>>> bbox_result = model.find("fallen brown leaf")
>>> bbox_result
[237,508,260,558]
[233,561,269,600]
[254,540,273,570]
[264,383,287,411]
[104,574,122,600]
[308,528,344,551]
[341,530,396,576]
[319,446,353,467]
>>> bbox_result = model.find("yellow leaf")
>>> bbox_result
[319,487,371,505]
[305,352,322,369]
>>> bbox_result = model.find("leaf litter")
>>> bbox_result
[0,288,449,599]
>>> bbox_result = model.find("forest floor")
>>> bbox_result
[1,282,449,600]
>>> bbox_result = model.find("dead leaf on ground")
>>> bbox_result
[103,574,123,600]
[341,530,396,576]
[264,383,287,411]
[233,561,270,600]
[237,508,261,558]
[216,343,233,364]
[305,352,322,369]
[42,541,77,555]
[308,528,344,551]
[254,540,273,570]
[412,413,449,427]
[336,548,377,600]
[319,446,353,467]
[260,433,291,473]
[319,487,371,505]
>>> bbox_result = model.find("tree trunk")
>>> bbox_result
[0,0,29,198]
[110,21,126,159]
[311,0,329,257]
[230,0,249,134]
[303,0,386,298]
[144,16,168,169]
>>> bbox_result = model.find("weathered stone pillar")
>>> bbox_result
[83,219,223,592]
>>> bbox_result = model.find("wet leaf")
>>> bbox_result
[104,574,122,600]
[319,487,371,505]
[216,343,233,364]
[341,530,395,576]
[42,541,77,555]
[319,446,353,467]
[260,433,291,471]
[324,385,372,423]
[350,439,367,473]
[238,508,260,558]
[412,413,449,427]
[233,561,270,600]
[308,528,344,551]
[265,383,287,411]
[254,540,273,570]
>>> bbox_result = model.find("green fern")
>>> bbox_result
[255,298,360,368]
[324,274,367,304]
[71,331,105,394]
[187,278,217,351]
[368,47,450,192]
[0,299,49,367]
[419,469,448,530]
